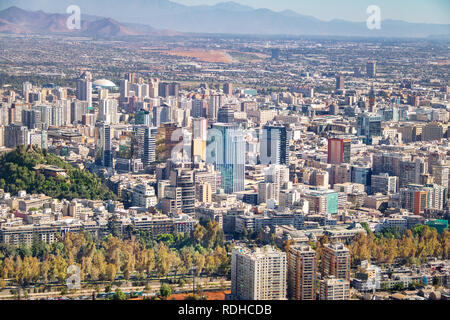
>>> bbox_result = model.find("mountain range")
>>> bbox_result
[0,1,449,38]
[0,6,150,36]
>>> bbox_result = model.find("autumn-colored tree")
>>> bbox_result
[193,251,205,276]
[49,254,68,283]
[155,243,172,278]
[105,263,117,283]
[193,224,206,245]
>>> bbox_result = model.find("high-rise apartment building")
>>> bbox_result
[327,138,351,165]
[357,113,382,145]
[170,168,195,215]
[5,124,28,148]
[143,126,158,167]
[335,76,345,90]
[371,173,398,195]
[76,71,92,107]
[261,123,291,166]
[321,243,351,281]
[231,246,287,300]
[223,82,233,96]
[367,61,377,78]
[288,245,317,300]
[319,277,350,300]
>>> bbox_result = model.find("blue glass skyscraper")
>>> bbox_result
[208,123,245,194]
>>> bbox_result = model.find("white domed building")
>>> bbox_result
[93,79,116,89]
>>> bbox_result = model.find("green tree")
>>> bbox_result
[113,288,127,300]
[160,283,172,299]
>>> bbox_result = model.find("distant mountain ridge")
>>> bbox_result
[0,6,152,36]
[0,1,449,38]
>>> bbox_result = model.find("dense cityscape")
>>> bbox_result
[0,2,449,304]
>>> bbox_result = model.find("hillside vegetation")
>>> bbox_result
[0,146,116,201]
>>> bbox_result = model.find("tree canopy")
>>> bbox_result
[0,146,116,201]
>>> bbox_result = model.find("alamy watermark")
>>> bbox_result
[366,5,381,30]
[66,264,81,290]
[66,5,81,30]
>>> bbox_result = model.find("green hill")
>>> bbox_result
[0,146,117,201]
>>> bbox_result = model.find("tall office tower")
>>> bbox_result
[76,71,92,107]
[335,75,345,91]
[319,277,350,300]
[408,95,420,107]
[141,83,149,99]
[357,113,382,145]
[261,123,291,166]
[366,61,377,78]
[132,125,146,160]
[5,124,28,148]
[22,109,42,130]
[432,163,449,189]
[50,106,63,127]
[428,152,446,174]
[125,72,136,84]
[170,168,195,215]
[27,92,41,104]
[135,110,152,126]
[287,245,317,300]
[71,101,89,124]
[120,79,129,100]
[22,82,32,102]
[209,94,223,121]
[8,105,23,125]
[192,118,208,162]
[231,246,287,300]
[192,99,208,118]
[321,243,351,281]
[143,126,158,167]
[57,100,71,125]
[223,82,233,96]
[209,123,245,194]
[351,165,372,191]
[327,138,351,165]
[98,99,119,124]
[149,78,160,98]
[170,82,180,97]
[371,173,399,195]
[34,105,51,130]
[153,105,172,127]
[217,105,235,123]
[128,83,141,99]
[162,123,179,160]
[158,82,171,98]
[97,123,112,168]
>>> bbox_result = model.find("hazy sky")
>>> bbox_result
[173,0,450,24]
